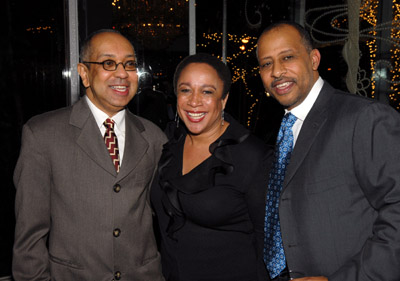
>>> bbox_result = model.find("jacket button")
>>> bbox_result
[114,271,121,280]
[113,228,121,237]
[113,184,121,193]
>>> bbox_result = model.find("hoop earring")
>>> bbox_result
[221,110,225,126]
[175,111,179,128]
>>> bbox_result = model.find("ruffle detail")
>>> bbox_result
[157,113,250,238]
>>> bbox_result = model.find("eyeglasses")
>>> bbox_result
[82,59,138,71]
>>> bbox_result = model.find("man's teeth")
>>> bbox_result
[111,86,127,91]
[276,82,291,89]
[188,112,205,118]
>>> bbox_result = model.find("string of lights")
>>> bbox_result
[306,0,400,111]
[198,33,260,127]
[390,0,400,109]
[360,0,379,100]
[25,1,400,116]
[111,0,188,50]
[26,26,53,34]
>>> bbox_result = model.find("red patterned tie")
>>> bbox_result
[103,118,120,173]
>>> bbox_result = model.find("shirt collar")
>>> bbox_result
[286,77,324,121]
[84,95,126,131]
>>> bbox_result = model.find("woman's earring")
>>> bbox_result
[221,110,225,126]
[175,111,179,128]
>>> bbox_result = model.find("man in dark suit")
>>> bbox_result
[13,30,166,280]
[255,21,400,281]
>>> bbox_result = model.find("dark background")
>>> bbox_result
[1,0,399,278]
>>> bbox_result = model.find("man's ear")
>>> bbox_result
[77,63,90,88]
[310,49,321,71]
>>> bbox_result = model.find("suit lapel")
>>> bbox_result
[70,99,117,176]
[283,83,334,189]
[117,111,149,180]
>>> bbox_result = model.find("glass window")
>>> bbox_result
[1,0,67,277]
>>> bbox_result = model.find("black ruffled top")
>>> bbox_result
[151,113,270,281]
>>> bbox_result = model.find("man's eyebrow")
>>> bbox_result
[259,48,295,61]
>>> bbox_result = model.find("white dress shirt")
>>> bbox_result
[85,96,126,164]
[285,77,324,147]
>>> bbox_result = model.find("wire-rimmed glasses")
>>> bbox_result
[82,59,138,71]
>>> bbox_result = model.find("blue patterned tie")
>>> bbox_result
[264,112,297,279]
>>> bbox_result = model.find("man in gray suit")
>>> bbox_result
[13,29,166,280]
[255,21,400,281]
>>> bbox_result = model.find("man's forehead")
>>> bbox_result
[259,27,302,49]
[265,25,297,37]
[89,33,135,58]
[93,33,131,46]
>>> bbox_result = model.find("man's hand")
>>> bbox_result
[292,277,328,281]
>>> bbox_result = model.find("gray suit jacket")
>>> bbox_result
[252,82,400,281]
[13,98,167,281]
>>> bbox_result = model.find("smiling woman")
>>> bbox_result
[150,53,274,281]
[176,62,228,137]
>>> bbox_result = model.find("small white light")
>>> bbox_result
[62,69,71,78]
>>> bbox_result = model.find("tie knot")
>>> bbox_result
[275,113,297,145]
[104,118,115,130]
[281,113,297,130]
